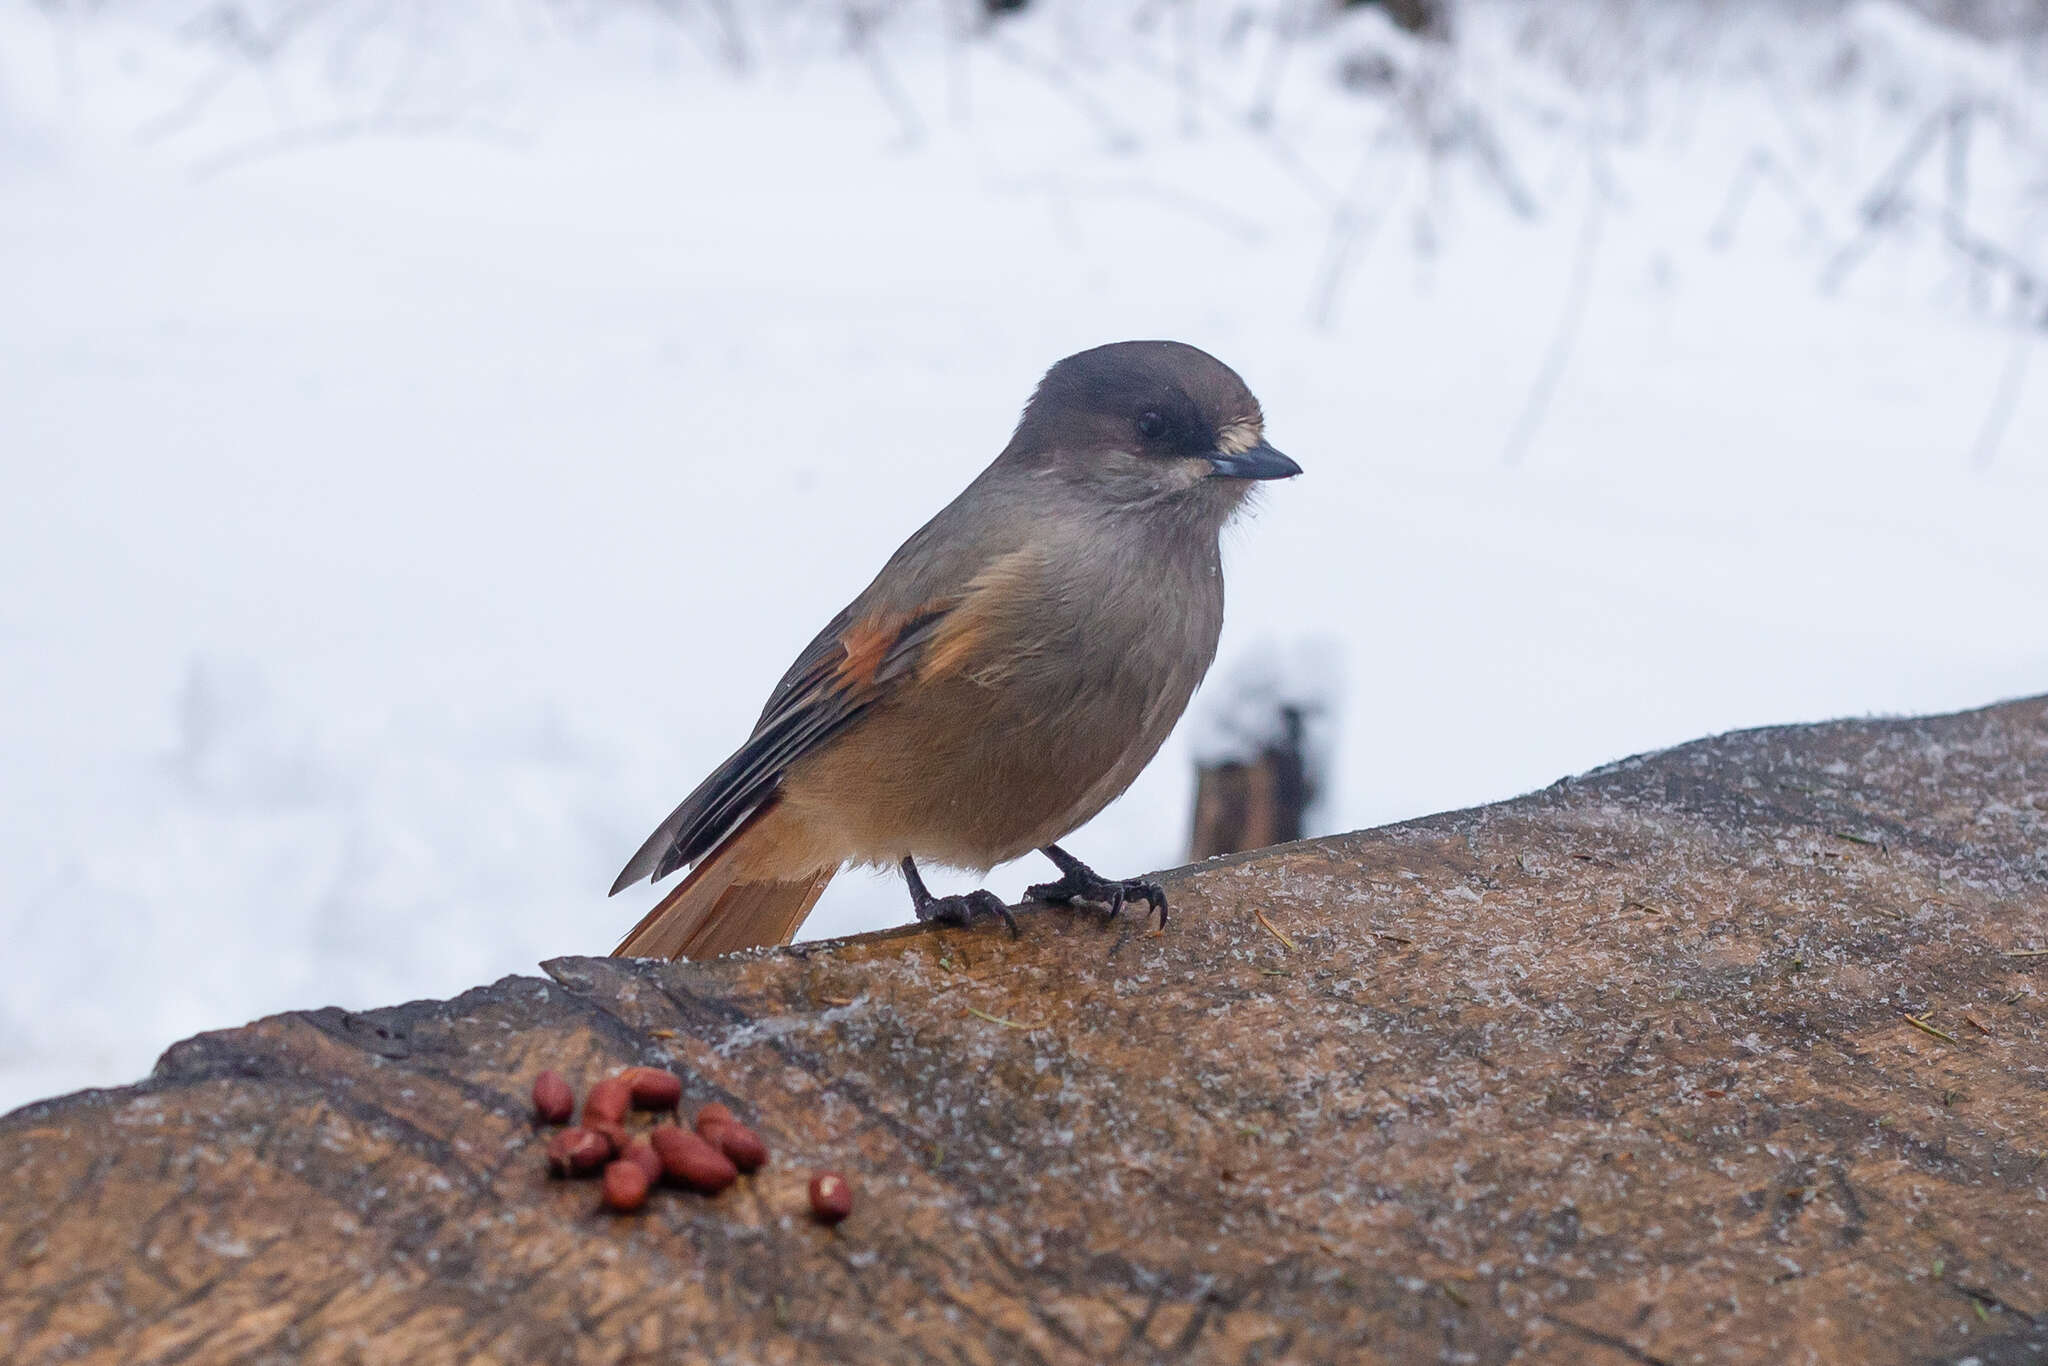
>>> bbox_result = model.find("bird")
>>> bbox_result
[608,339,1301,960]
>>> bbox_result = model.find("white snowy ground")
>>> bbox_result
[2,1,2045,1113]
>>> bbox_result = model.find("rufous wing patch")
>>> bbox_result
[834,600,960,691]
[835,615,904,689]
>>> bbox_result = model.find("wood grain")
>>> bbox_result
[5,697,2046,1364]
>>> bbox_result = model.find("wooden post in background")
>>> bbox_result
[1189,704,1313,860]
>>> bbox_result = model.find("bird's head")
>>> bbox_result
[1003,340,1300,515]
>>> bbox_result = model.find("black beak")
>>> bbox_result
[1206,441,1302,481]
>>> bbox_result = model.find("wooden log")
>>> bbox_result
[5,696,2047,1364]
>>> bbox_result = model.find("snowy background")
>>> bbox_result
[3,0,2045,1113]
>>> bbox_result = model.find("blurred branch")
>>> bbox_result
[1245,0,1305,130]
[983,31,1140,154]
[1925,202,2046,319]
[1450,104,1538,220]
[1707,147,1828,250]
[944,0,972,124]
[845,6,926,148]
[1175,0,1199,136]
[1822,99,2045,326]
[187,114,528,181]
[1019,174,1268,245]
[1503,143,1609,466]
[1307,120,1411,329]
[699,0,752,72]
[1969,328,2034,470]
[1104,8,1342,204]
[134,64,240,145]
[1820,100,1980,294]
[134,0,343,145]
[636,0,752,73]
[177,0,338,62]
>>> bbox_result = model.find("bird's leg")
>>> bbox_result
[1026,844,1168,929]
[901,857,1018,938]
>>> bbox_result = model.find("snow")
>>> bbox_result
[2,0,2045,1115]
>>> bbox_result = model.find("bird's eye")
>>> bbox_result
[1136,410,1168,441]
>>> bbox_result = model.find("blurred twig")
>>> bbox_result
[1822,102,1980,292]
[1109,9,1339,205]
[188,114,528,180]
[1970,328,2035,470]
[135,64,240,145]
[1017,175,1268,244]
[1503,143,1609,466]
[700,0,752,72]
[983,31,1140,153]
[1246,0,1306,130]
[1307,119,1411,329]
[1455,105,1538,221]
[135,0,339,144]
[1821,97,2044,328]
[1175,0,1199,136]
[1708,148,1828,249]
[846,5,926,147]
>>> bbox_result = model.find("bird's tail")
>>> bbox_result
[611,800,835,961]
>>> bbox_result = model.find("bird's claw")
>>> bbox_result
[1027,867,1169,930]
[913,888,1019,938]
[901,857,1020,938]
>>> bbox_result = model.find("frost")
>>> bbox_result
[194,1230,252,1259]
[2,0,2044,1115]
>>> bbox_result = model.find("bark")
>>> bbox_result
[5,696,2047,1364]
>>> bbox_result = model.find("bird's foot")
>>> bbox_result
[1027,844,1168,930]
[915,888,1018,937]
[901,857,1019,938]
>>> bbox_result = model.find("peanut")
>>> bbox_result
[620,1136,664,1186]
[650,1123,738,1194]
[545,1127,611,1177]
[602,1158,651,1212]
[531,1070,574,1125]
[808,1170,853,1224]
[586,1121,630,1159]
[626,1067,683,1111]
[703,1120,768,1173]
[584,1076,633,1125]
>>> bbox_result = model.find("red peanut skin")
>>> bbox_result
[531,1071,575,1125]
[620,1137,664,1186]
[584,1076,633,1125]
[602,1159,651,1212]
[651,1124,738,1194]
[694,1102,737,1132]
[808,1170,854,1224]
[626,1068,683,1111]
[701,1121,768,1173]
[546,1128,611,1177]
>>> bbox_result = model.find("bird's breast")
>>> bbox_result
[785,528,1226,870]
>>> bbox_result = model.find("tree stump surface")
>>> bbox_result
[4,697,2047,1365]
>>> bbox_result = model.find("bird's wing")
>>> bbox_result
[609,601,956,894]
